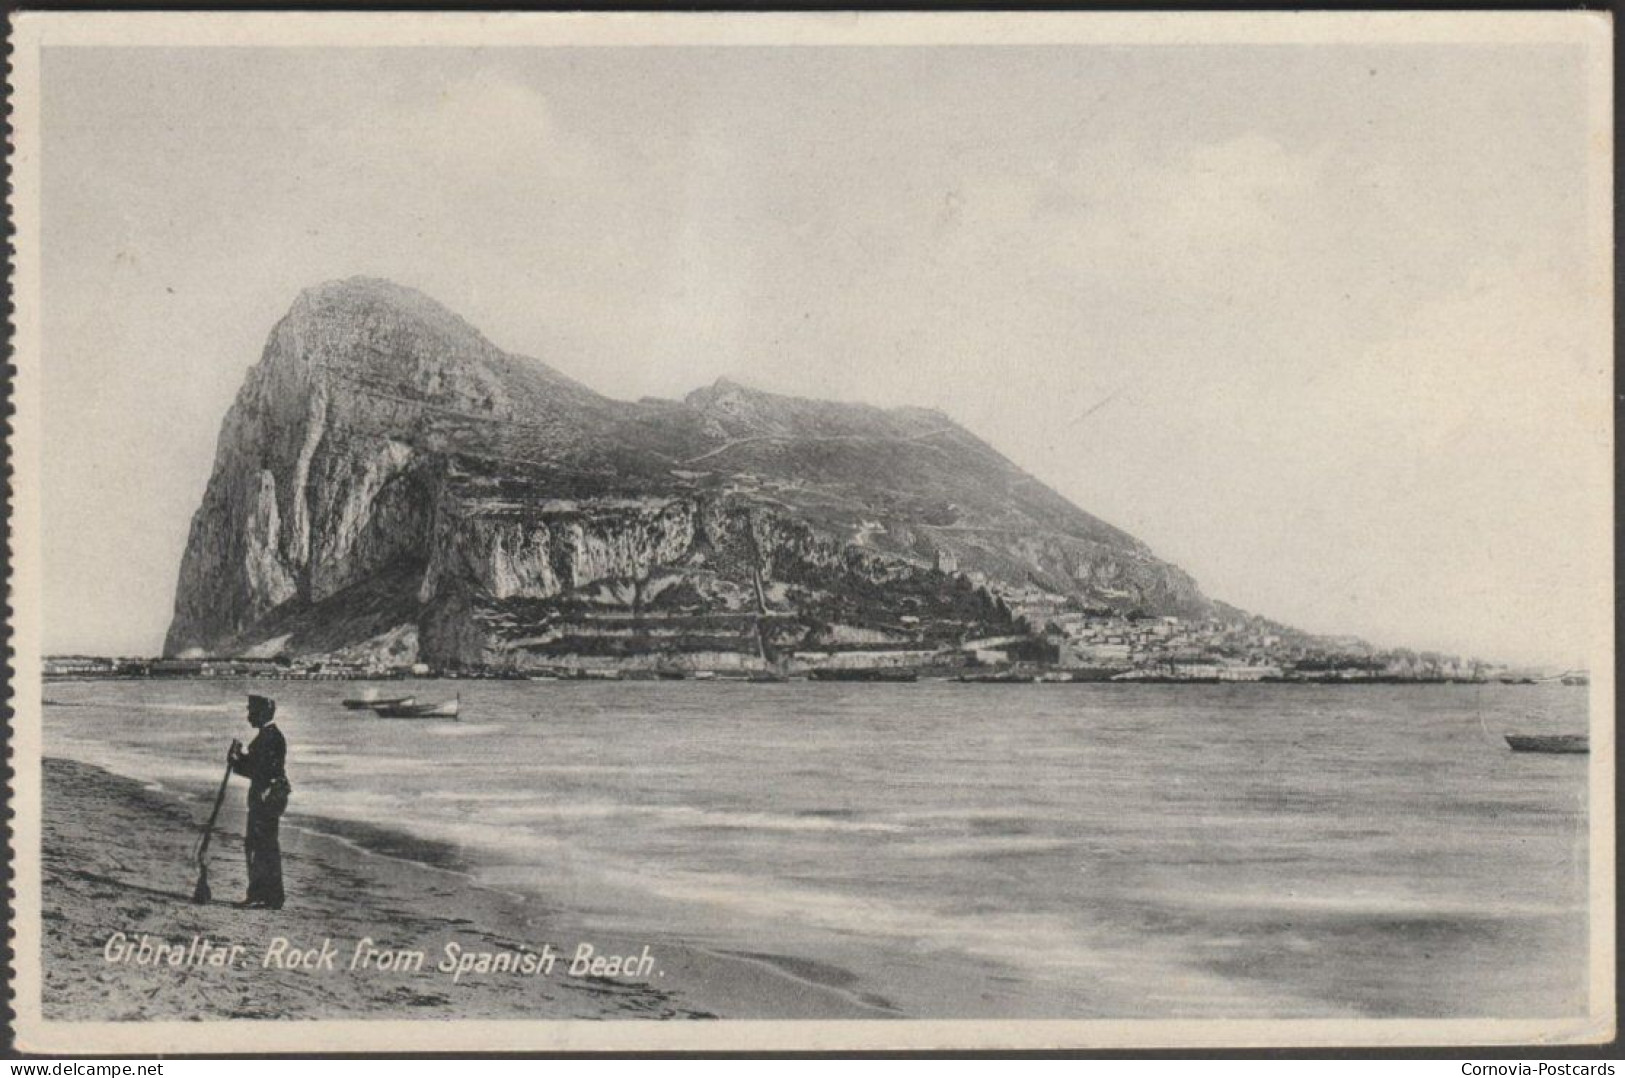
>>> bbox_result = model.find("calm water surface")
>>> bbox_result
[44,680,1591,1018]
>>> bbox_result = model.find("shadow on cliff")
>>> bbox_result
[238,557,428,659]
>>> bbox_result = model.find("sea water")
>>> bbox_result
[43,680,1592,1018]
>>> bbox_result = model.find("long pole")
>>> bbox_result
[191,752,235,905]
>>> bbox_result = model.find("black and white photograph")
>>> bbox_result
[6,11,1613,1053]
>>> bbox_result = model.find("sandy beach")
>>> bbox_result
[40,757,882,1021]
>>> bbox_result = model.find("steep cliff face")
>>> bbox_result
[166,277,1212,664]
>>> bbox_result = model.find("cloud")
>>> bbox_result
[1078,134,1328,282]
[1188,257,1611,662]
[1286,259,1606,456]
[329,68,615,209]
[932,134,1329,295]
[393,70,558,174]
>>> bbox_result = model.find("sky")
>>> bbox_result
[37,33,1611,665]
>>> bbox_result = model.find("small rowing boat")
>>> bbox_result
[1505,734,1588,754]
[373,696,460,720]
[342,695,414,710]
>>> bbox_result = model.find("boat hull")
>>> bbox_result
[344,696,414,710]
[373,699,460,719]
[1055,667,1129,682]
[1505,734,1588,754]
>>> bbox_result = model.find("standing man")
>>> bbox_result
[228,694,289,909]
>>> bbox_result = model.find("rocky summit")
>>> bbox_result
[165,277,1212,669]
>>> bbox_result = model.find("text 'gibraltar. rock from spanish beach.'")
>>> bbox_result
[164,277,1213,667]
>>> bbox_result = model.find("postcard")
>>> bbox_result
[6,10,1614,1053]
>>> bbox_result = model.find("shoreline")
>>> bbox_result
[40,757,887,1021]
[46,674,1582,687]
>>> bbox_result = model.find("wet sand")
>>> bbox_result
[40,757,882,1021]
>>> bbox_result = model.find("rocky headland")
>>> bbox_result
[165,277,1216,671]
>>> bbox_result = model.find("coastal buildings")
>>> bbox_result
[41,655,117,678]
[44,608,1501,684]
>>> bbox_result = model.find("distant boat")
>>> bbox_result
[1505,734,1588,754]
[956,671,1035,684]
[343,693,414,710]
[373,696,460,719]
[1052,667,1126,683]
[808,668,917,683]
[566,669,622,681]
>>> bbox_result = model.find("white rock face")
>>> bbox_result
[242,470,297,611]
[305,436,418,602]
[419,500,699,603]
